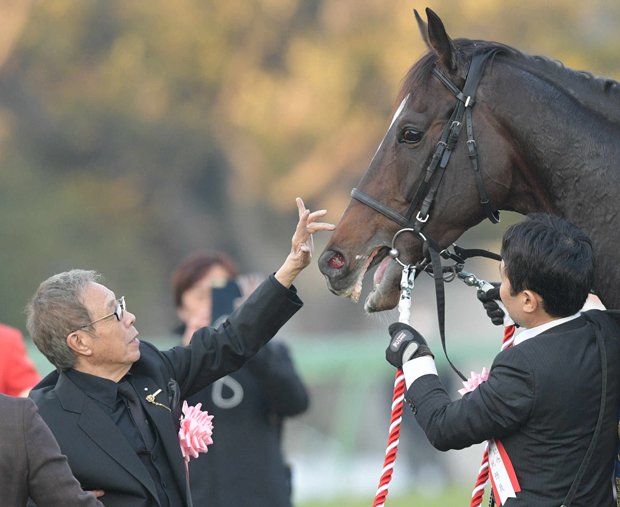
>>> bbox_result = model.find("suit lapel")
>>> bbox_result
[131,376,190,504]
[55,373,161,503]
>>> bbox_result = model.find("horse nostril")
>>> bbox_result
[327,253,346,270]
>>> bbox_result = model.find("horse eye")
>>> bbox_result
[400,128,423,144]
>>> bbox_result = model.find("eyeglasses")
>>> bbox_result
[75,296,126,331]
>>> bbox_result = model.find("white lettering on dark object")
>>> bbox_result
[212,375,244,409]
[391,331,407,350]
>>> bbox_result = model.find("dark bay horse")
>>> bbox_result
[318,8,620,314]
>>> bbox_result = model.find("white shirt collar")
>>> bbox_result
[513,312,581,346]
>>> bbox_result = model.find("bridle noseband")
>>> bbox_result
[351,49,501,236]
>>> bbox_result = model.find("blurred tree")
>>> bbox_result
[0,0,33,68]
[0,0,617,336]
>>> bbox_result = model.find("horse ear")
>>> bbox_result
[425,8,457,71]
[414,9,430,47]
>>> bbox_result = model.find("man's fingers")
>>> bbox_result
[295,209,310,234]
[296,197,307,218]
[307,221,336,233]
[294,199,334,246]
[307,209,328,220]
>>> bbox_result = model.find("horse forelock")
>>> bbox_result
[397,50,435,104]
[397,39,514,103]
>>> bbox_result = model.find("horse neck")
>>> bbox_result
[482,56,620,308]
[484,55,620,222]
[505,53,620,124]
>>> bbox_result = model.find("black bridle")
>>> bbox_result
[351,48,501,235]
[350,50,503,380]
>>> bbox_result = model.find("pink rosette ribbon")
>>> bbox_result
[178,401,214,463]
[458,367,489,396]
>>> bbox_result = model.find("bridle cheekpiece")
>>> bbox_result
[351,49,501,237]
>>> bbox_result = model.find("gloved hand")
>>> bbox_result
[386,323,434,369]
[476,283,505,326]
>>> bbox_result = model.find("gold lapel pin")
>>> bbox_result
[145,389,171,411]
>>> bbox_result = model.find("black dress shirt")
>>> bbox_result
[66,370,183,507]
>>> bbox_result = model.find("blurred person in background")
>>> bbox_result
[0,394,104,507]
[26,198,332,507]
[171,251,310,507]
[0,323,40,396]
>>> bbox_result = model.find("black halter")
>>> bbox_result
[351,49,501,234]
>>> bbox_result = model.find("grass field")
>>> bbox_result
[298,486,472,507]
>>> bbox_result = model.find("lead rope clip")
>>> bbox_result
[398,265,416,324]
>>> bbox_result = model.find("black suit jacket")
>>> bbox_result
[30,276,303,507]
[408,310,620,506]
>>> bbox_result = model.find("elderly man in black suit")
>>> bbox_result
[27,198,333,507]
[386,213,620,506]
[0,394,103,507]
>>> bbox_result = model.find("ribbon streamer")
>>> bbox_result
[469,324,516,507]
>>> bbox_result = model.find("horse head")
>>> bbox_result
[318,9,522,312]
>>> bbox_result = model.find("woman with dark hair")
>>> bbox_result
[171,251,309,507]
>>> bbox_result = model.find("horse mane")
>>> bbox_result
[398,39,620,124]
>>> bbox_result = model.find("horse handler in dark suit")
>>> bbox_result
[26,198,334,507]
[386,213,620,506]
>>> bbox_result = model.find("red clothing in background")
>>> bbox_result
[0,324,40,396]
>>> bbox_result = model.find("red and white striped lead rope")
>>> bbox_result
[372,368,406,507]
[371,265,415,506]
[469,323,516,507]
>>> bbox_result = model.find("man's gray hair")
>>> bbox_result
[26,269,102,370]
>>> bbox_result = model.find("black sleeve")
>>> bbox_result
[161,274,303,398]
[407,348,534,451]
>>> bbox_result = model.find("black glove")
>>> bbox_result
[386,323,434,369]
[476,283,505,326]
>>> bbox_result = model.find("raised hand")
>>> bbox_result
[275,197,335,287]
